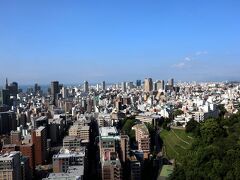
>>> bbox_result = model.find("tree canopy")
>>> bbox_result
[171,114,240,180]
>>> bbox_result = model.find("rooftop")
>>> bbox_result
[67,166,84,177]
[99,127,118,137]
[36,116,47,121]
[132,123,149,135]
[53,147,85,159]
[63,136,81,141]
[44,173,81,180]
[0,151,19,160]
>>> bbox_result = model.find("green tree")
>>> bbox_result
[200,119,226,144]
[185,119,200,136]
[171,115,240,180]
[173,109,184,117]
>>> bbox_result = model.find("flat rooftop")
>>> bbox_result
[45,173,81,180]
[0,151,19,160]
[63,136,81,141]
[67,166,84,177]
[99,127,118,137]
[53,148,85,159]
[36,116,47,121]
[132,123,149,135]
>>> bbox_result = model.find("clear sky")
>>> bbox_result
[0,0,240,85]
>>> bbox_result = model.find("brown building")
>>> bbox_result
[20,144,35,172]
[1,144,19,153]
[120,135,130,163]
[102,158,122,180]
[10,131,21,146]
[31,126,47,165]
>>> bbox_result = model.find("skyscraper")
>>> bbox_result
[34,83,41,95]
[83,81,89,92]
[122,82,127,92]
[144,78,153,92]
[0,111,17,135]
[9,82,18,97]
[5,80,18,97]
[168,78,174,87]
[0,89,10,106]
[136,80,141,87]
[155,80,165,91]
[102,81,106,91]
[51,81,59,106]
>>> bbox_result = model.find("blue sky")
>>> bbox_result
[0,0,240,85]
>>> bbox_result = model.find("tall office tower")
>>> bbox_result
[10,131,21,145]
[0,151,22,180]
[168,78,174,87]
[31,126,47,165]
[153,82,157,91]
[34,83,38,94]
[120,135,130,163]
[83,81,89,92]
[34,83,41,95]
[0,89,10,106]
[121,82,127,92]
[128,82,134,90]
[6,82,18,97]
[160,80,165,90]
[144,78,153,92]
[61,86,68,99]
[136,80,141,87]
[96,84,100,91]
[155,80,165,91]
[0,111,17,135]
[51,81,59,106]
[102,81,106,91]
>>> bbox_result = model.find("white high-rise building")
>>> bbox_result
[122,82,127,92]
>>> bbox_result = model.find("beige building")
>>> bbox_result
[63,136,81,149]
[68,125,90,141]
[132,123,150,159]
[144,78,153,92]
[0,151,21,180]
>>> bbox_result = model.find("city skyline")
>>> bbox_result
[1,0,240,84]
